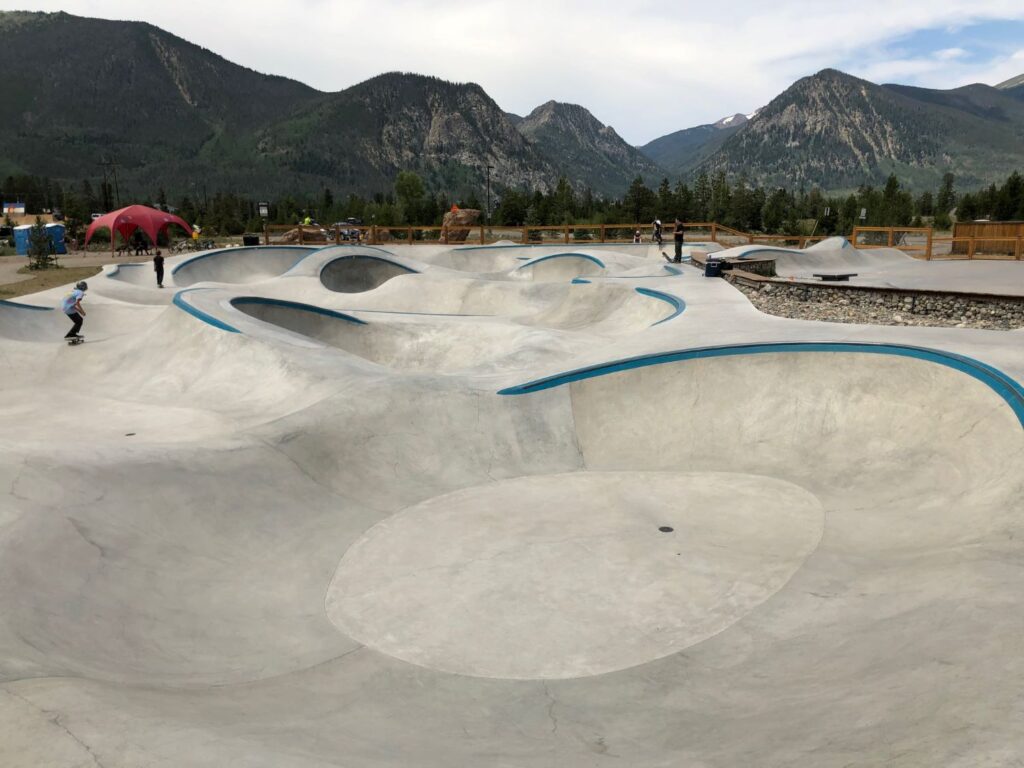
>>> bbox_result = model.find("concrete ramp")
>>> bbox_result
[319,254,418,293]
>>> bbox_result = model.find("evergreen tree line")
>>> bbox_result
[4,169,1024,240]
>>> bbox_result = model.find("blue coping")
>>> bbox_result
[318,253,419,278]
[171,245,315,276]
[454,242,718,251]
[571,278,591,285]
[515,253,606,270]
[635,287,686,325]
[497,341,1024,427]
[172,289,241,333]
[0,299,52,311]
[230,296,367,325]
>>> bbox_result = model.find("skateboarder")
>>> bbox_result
[61,281,87,341]
[153,250,165,288]
[652,219,663,246]
[673,218,685,262]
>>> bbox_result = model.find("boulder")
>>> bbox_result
[442,208,481,243]
[279,226,329,244]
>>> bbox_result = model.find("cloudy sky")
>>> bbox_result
[5,1,1024,144]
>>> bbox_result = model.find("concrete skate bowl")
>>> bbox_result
[2,336,1024,764]
[319,254,418,293]
[319,344,1024,689]
[172,246,315,287]
[309,276,682,332]
[230,296,577,373]
[513,252,606,282]
[424,244,534,272]
[106,262,155,285]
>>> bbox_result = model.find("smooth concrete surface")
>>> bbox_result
[2,239,1023,767]
[730,237,1024,296]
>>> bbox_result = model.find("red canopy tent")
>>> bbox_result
[84,205,192,254]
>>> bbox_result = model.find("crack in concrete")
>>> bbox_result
[542,681,559,736]
[1,687,107,767]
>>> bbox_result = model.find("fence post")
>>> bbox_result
[479,225,484,245]
[1015,236,1022,261]
[298,225,304,245]
[711,223,718,242]
[370,225,377,245]
[887,229,894,247]
[263,224,269,246]
[522,226,528,244]
[600,224,606,243]
[564,224,569,244]
[926,228,933,260]
[968,237,975,259]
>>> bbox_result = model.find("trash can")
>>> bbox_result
[704,258,723,278]
[242,233,261,246]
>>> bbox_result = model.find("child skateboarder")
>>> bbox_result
[61,281,88,342]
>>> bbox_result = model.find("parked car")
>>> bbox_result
[332,217,364,241]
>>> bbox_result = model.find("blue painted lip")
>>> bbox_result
[515,253,606,270]
[172,289,241,333]
[497,341,1024,428]
[635,287,686,325]
[230,296,367,325]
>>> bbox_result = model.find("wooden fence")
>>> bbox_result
[950,222,1024,257]
[260,222,1023,261]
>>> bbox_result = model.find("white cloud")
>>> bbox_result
[935,47,968,60]
[3,0,1024,144]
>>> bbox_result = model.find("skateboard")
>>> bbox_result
[66,337,85,346]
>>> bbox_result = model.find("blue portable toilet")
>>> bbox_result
[13,225,31,256]
[45,222,67,255]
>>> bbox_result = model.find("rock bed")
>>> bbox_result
[729,277,1024,331]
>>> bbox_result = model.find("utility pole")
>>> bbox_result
[485,164,494,232]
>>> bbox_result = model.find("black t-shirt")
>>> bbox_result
[673,223,684,241]
[153,255,164,270]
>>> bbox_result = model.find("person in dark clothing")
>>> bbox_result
[673,218,685,262]
[153,250,165,288]
[653,218,663,246]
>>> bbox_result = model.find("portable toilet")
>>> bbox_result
[13,225,32,256]
[45,222,67,254]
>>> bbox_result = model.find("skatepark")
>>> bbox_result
[1,239,1023,766]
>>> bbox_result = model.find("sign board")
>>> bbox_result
[2,201,26,215]
[859,208,867,221]
[257,201,270,219]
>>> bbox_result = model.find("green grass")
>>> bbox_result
[0,265,101,299]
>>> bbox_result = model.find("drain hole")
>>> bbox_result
[659,526,674,533]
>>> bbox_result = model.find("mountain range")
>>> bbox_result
[1,10,1022,200]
